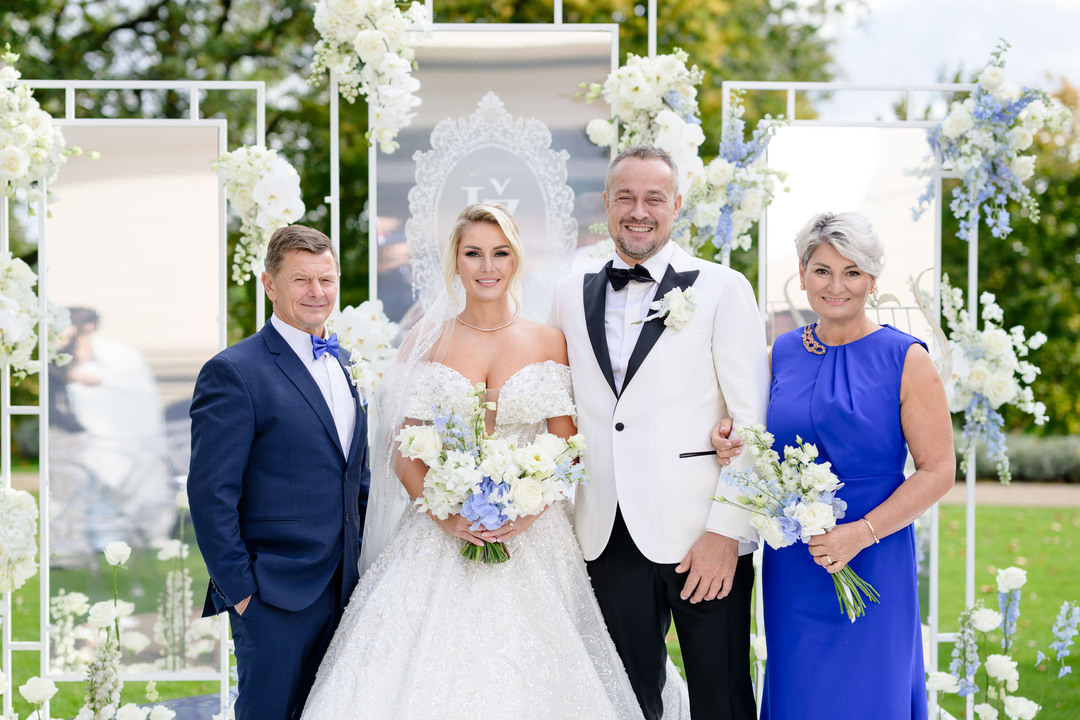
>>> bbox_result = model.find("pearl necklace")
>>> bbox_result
[455,311,519,332]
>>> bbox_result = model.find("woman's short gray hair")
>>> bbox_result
[794,211,884,277]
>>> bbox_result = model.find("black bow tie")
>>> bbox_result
[606,264,654,291]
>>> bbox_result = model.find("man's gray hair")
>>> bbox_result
[605,145,680,197]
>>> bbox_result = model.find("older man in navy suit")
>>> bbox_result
[188,225,369,720]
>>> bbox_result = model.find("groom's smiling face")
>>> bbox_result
[604,156,682,264]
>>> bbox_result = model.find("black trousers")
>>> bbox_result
[587,508,756,720]
[229,561,344,720]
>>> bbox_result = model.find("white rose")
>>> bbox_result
[149,707,177,720]
[116,703,150,720]
[740,188,765,218]
[793,501,837,542]
[996,566,1027,592]
[981,327,1013,360]
[0,145,30,181]
[706,158,736,187]
[978,65,1006,90]
[974,703,1000,720]
[513,445,557,478]
[1002,696,1040,720]
[1009,126,1033,151]
[156,539,189,562]
[87,600,119,628]
[691,201,721,230]
[532,433,569,464]
[121,630,152,655]
[926,671,959,693]
[984,369,1019,409]
[1009,155,1036,182]
[104,541,131,566]
[985,654,1019,684]
[19,676,59,704]
[1021,101,1045,132]
[966,358,992,394]
[751,635,767,661]
[970,607,1004,633]
[510,476,546,516]
[941,106,975,139]
[663,291,695,330]
[397,425,443,466]
[585,118,616,148]
[352,29,387,64]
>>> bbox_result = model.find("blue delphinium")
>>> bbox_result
[999,587,1023,651]
[1042,601,1080,679]
[949,608,982,697]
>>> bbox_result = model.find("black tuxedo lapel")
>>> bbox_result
[622,264,701,391]
[583,265,618,396]
[261,323,346,459]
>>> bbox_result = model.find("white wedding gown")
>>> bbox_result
[301,361,689,719]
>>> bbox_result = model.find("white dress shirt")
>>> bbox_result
[271,313,356,459]
[604,241,676,394]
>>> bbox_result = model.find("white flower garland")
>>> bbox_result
[327,299,399,407]
[584,54,786,259]
[583,48,704,152]
[0,486,39,592]
[212,145,305,284]
[310,0,429,154]
[1,47,83,205]
[0,251,72,378]
[938,274,1046,483]
[913,40,1069,242]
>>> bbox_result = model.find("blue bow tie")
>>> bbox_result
[311,333,339,360]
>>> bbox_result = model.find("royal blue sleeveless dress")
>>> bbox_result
[761,325,928,720]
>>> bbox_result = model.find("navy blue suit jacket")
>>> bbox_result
[188,321,369,615]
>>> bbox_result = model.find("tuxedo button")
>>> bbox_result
[615,422,625,431]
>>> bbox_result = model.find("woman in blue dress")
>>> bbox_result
[760,212,954,719]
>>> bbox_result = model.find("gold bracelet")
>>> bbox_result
[862,517,880,544]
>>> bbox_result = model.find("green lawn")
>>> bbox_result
[7,502,1079,719]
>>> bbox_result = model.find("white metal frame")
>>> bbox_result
[1,78,265,719]
[723,79,978,719]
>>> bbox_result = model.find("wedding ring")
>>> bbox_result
[825,555,835,565]
[509,522,516,530]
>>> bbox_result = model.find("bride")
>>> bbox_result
[301,204,685,719]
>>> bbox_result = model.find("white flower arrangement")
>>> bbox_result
[583,48,704,152]
[634,286,697,331]
[1,47,84,205]
[583,55,785,259]
[912,40,1070,243]
[673,91,786,258]
[397,383,588,563]
[310,0,429,154]
[719,424,879,621]
[0,486,38,592]
[0,251,72,378]
[935,566,1075,719]
[327,299,399,406]
[211,145,305,283]
[938,274,1046,483]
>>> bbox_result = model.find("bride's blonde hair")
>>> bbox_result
[442,203,524,312]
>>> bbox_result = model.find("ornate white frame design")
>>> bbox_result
[404,91,578,317]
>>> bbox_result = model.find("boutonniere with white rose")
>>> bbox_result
[635,286,697,330]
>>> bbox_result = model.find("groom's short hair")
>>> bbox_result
[605,145,680,197]
[264,225,339,277]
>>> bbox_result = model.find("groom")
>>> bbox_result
[188,225,369,720]
[553,146,769,719]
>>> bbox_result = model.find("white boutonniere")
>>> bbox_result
[635,287,697,330]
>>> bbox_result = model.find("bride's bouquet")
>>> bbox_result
[396,383,588,563]
[718,424,880,621]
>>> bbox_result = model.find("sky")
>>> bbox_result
[819,0,1080,119]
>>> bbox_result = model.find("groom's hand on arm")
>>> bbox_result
[675,532,739,603]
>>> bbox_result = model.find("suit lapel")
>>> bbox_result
[337,350,364,461]
[622,263,701,391]
[261,323,345,459]
[583,265,618,397]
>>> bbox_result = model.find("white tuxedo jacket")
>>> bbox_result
[553,244,770,563]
